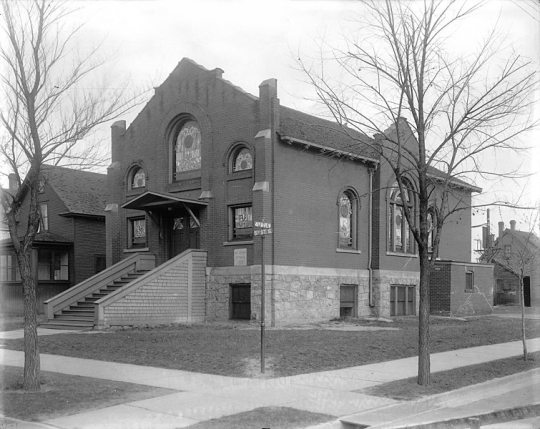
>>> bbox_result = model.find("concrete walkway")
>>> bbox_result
[1,328,540,429]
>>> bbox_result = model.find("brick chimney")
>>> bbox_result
[498,221,504,239]
[211,68,224,79]
[510,220,516,230]
[258,78,279,131]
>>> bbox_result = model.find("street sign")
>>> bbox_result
[254,221,271,229]
[254,228,272,236]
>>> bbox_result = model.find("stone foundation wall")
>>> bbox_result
[371,270,420,317]
[206,265,371,325]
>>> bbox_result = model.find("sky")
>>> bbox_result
[2,0,539,257]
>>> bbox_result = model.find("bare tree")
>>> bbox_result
[298,0,538,384]
[0,0,146,390]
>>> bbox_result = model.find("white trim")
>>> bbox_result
[223,241,254,246]
[336,248,362,254]
[123,247,149,253]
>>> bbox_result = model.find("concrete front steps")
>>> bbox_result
[41,271,150,330]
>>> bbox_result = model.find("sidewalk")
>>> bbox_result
[2,328,540,429]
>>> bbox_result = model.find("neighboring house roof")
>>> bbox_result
[43,165,108,217]
[0,231,72,246]
[491,229,540,270]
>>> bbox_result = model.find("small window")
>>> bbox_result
[338,190,358,249]
[128,217,146,248]
[95,254,106,274]
[38,203,48,232]
[130,167,146,189]
[174,121,201,178]
[233,148,253,172]
[231,206,253,240]
[390,285,415,316]
[340,284,357,317]
[504,245,511,255]
[465,270,474,292]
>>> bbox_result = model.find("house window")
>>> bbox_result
[465,269,474,292]
[390,285,415,316]
[231,206,253,240]
[233,147,253,172]
[94,254,106,274]
[128,217,146,248]
[37,249,69,281]
[340,284,357,317]
[504,245,511,255]
[129,167,146,189]
[338,190,358,249]
[388,179,415,254]
[38,203,48,232]
[174,121,201,178]
[0,252,21,282]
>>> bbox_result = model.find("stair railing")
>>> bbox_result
[43,253,156,322]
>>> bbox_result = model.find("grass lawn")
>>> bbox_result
[186,406,334,429]
[359,351,540,400]
[0,365,177,421]
[1,315,539,378]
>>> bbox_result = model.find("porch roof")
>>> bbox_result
[122,191,209,211]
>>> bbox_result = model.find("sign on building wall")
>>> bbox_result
[234,248,247,266]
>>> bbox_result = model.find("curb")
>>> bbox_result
[341,368,540,429]
[382,403,540,429]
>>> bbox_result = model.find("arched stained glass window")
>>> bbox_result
[175,121,201,177]
[388,179,415,254]
[131,168,146,189]
[233,148,253,172]
[338,190,357,249]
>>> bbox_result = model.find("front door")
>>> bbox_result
[524,277,531,307]
[171,212,200,257]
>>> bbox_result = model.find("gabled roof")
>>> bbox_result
[491,228,540,269]
[43,165,107,217]
[426,165,482,193]
[278,106,379,162]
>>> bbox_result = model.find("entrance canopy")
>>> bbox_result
[122,191,208,226]
[122,191,208,210]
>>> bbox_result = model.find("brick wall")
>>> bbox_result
[99,250,207,326]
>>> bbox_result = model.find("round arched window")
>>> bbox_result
[131,167,146,189]
[174,121,201,176]
[233,148,253,172]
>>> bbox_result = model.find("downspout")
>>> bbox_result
[368,166,375,307]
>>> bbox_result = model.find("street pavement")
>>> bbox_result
[1,311,539,428]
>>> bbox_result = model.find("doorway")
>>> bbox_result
[230,284,251,320]
[524,276,531,307]
[170,211,200,258]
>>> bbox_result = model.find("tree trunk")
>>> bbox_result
[520,275,528,361]
[21,254,40,391]
[417,251,431,385]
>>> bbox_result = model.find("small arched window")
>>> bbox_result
[338,189,358,249]
[233,147,253,172]
[388,179,415,254]
[131,167,146,189]
[174,121,201,179]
